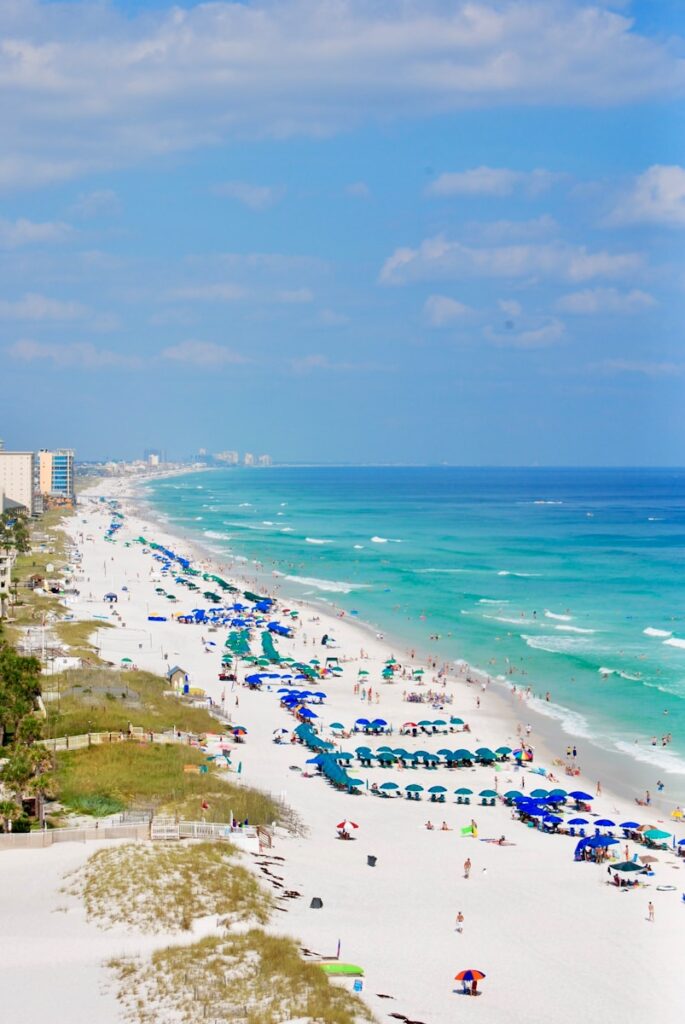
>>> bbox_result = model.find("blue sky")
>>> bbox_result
[1,0,684,464]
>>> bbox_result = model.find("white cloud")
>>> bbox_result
[317,309,349,327]
[0,217,73,248]
[608,165,685,227]
[214,181,285,210]
[380,236,642,285]
[484,318,565,349]
[556,287,656,314]
[424,294,471,327]
[345,182,371,199]
[276,288,314,304]
[0,292,86,321]
[473,215,559,243]
[6,339,140,368]
[70,189,121,218]
[161,340,249,367]
[0,2,681,188]
[498,299,522,318]
[427,167,559,197]
[171,283,248,302]
[290,352,380,373]
[590,358,684,377]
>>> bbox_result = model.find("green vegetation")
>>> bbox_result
[110,930,375,1024]
[0,644,54,829]
[68,842,271,933]
[55,742,282,823]
[45,667,222,736]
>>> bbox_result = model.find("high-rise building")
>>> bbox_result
[214,450,239,465]
[258,454,272,467]
[0,450,36,514]
[243,452,255,466]
[38,449,75,503]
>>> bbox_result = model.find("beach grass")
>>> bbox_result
[109,929,375,1024]
[44,667,221,736]
[68,841,271,933]
[55,741,282,824]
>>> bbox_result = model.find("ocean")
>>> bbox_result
[145,466,685,779]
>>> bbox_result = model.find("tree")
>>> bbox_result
[0,799,20,833]
[0,510,29,554]
[0,646,42,746]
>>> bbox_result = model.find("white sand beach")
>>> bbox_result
[3,477,682,1024]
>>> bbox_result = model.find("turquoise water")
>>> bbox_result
[145,467,685,776]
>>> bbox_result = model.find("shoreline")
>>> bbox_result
[133,472,685,812]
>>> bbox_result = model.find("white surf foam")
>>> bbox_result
[556,625,596,634]
[262,521,274,526]
[486,615,538,626]
[643,627,672,638]
[497,570,540,577]
[614,740,685,776]
[533,500,563,505]
[281,527,294,533]
[203,530,231,541]
[598,666,642,681]
[526,695,593,740]
[545,610,571,621]
[285,574,370,594]
[522,634,592,654]
[306,537,331,545]
[478,598,509,604]
[417,567,470,574]
[353,544,365,549]
[664,637,685,649]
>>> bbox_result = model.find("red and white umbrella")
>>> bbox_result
[337,820,359,832]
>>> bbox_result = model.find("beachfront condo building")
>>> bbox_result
[244,452,255,466]
[0,450,37,514]
[38,449,75,505]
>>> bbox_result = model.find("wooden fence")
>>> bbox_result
[0,818,270,853]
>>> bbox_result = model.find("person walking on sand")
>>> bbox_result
[596,780,602,796]
[456,911,464,933]
[463,857,472,879]
[648,901,655,923]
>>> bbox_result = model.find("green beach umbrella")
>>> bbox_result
[530,788,549,799]
[504,790,523,799]
[428,785,447,794]
[405,783,424,793]
[329,722,345,730]
[358,669,369,676]
[450,716,464,726]
[453,749,473,760]
[644,829,671,841]
[379,781,399,791]
[454,787,473,795]
[613,862,647,873]
[496,746,513,756]
[120,657,132,664]
[479,789,498,798]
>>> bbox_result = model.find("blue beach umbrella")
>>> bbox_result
[619,821,640,829]
[543,815,563,825]
[568,817,589,826]
[594,819,616,828]
[569,791,593,801]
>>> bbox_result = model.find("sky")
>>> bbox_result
[0,0,684,465]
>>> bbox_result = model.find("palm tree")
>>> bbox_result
[0,798,20,833]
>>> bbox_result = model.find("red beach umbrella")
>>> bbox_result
[337,820,359,832]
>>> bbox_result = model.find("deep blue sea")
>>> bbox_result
[145,467,685,777]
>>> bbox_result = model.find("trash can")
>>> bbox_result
[310,897,323,909]
[367,855,377,867]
